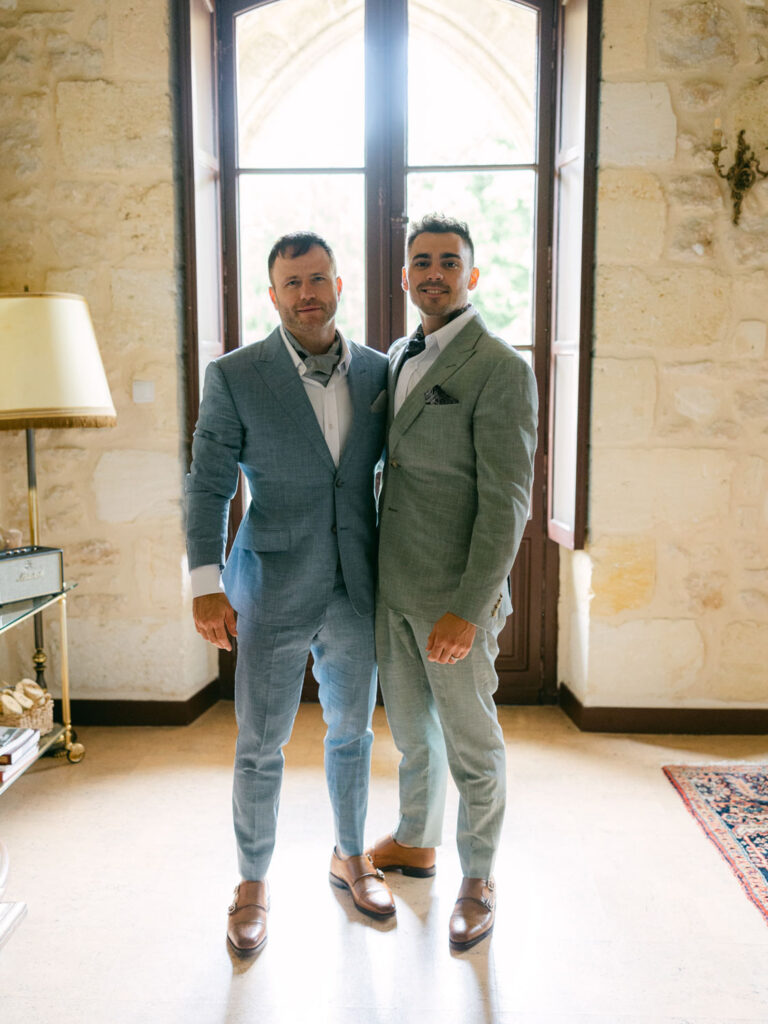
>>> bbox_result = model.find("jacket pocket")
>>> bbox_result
[240,523,290,552]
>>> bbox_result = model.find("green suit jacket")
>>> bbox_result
[377,311,538,631]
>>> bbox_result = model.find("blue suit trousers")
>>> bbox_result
[233,569,377,880]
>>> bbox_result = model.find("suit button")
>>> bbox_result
[335,478,342,488]
[389,459,399,468]
[331,525,337,534]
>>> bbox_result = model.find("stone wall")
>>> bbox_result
[3,0,764,712]
[560,0,768,707]
[0,0,216,699]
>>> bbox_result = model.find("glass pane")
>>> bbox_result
[236,1,364,169]
[239,173,365,346]
[408,0,538,167]
[406,170,534,348]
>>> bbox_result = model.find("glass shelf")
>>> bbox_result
[0,583,77,635]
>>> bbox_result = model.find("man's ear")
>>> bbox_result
[468,267,480,291]
[336,276,343,299]
[268,286,277,309]
[401,267,409,293]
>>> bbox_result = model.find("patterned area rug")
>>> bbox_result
[664,764,768,923]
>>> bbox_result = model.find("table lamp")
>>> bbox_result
[0,293,116,684]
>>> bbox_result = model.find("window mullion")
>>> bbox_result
[365,0,407,351]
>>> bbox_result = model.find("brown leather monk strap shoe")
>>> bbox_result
[448,877,495,951]
[366,833,436,877]
[227,880,269,957]
[329,848,396,919]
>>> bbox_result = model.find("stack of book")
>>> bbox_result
[0,727,40,786]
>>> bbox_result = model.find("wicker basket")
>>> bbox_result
[0,691,54,734]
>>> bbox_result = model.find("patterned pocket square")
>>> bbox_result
[424,385,459,406]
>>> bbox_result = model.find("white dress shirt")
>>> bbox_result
[394,304,476,416]
[190,327,355,599]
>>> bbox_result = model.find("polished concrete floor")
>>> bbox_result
[1,701,767,1023]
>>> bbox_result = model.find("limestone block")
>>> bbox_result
[718,621,768,698]
[67,538,121,567]
[657,361,725,435]
[596,170,666,264]
[65,615,213,700]
[52,179,120,210]
[732,217,768,268]
[732,78,768,142]
[654,1,737,68]
[594,266,729,354]
[56,80,172,170]
[46,31,102,76]
[44,267,103,308]
[667,216,715,261]
[111,268,177,321]
[0,89,47,121]
[601,0,652,76]
[88,15,107,44]
[676,79,724,109]
[0,34,38,87]
[17,12,74,29]
[93,450,182,524]
[592,358,657,444]
[732,272,768,323]
[740,589,768,612]
[600,82,677,166]
[68,593,130,621]
[684,568,727,611]
[653,533,724,615]
[112,0,169,79]
[590,537,656,616]
[117,183,175,265]
[590,448,731,532]
[49,217,116,265]
[732,455,766,505]
[666,175,721,208]
[587,619,704,705]
[733,319,767,358]
[735,376,768,419]
[0,118,42,178]
[133,531,191,613]
[676,131,722,172]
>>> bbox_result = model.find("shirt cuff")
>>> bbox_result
[190,564,223,599]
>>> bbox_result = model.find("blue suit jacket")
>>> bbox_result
[185,328,388,625]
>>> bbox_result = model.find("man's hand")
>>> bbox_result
[426,612,477,664]
[193,593,238,651]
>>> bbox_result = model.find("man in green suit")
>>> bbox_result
[368,214,538,951]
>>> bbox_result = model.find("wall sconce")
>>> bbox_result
[709,120,768,225]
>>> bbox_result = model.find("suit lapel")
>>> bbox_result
[250,328,336,472]
[339,348,369,469]
[388,317,482,454]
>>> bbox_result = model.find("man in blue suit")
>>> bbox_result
[186,232,394,957]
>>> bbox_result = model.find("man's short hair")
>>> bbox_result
[406,214,475,264]
[267,232,336,281]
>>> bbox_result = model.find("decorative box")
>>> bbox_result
[0,547,64,606]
